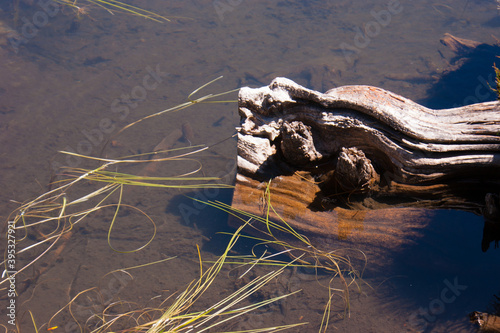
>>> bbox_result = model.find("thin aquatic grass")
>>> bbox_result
[61,167,233,189]
[46,258,175,332]
[1,78,237,290]
[192,180,369,332]
[0,183,126,287]
[198,200,359,273]
[62,223,306,333]
[2,75,309,332]
[107,76,237,143]
[54,0,172,22]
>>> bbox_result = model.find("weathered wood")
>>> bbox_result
[470,311,500,332]
[232,77,500,258]
[237,78,500,202]
[230,172,434,270]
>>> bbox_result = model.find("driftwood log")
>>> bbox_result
[230,77,500,264]
[470,311,500,333]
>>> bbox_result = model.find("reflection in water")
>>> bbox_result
[482,192,500,252]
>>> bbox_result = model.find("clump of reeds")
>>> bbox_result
[198,180,368,333]
[43,223,305,332]
[1,76,362,333]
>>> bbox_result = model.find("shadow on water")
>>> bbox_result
[400,40,500,332]
[421,43,500,109]
[385,209,500,331]
[165,187,282,259]
[483,15,500,28]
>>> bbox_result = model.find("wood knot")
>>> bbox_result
[280,121,322,166]
[334,147,379,193]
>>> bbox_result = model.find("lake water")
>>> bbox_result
[1,0,499,332]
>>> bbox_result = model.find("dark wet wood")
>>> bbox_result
[230,172,434,267]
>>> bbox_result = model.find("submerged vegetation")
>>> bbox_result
[54,0,171,22]
[47,224,306,333]
[1,77,235,280]
[11,0,171,23]
[198,182,367,332]
[1,1,498,331]
[0,78,362,333]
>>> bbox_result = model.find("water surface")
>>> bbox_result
[1,0,499,332]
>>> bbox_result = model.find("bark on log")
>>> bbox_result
[231,77,500,260]
[470,311,500,332]
[237,78,500,202]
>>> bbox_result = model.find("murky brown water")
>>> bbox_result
[1,0,500,332]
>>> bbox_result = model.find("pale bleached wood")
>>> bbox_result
[237,77,500,188]
[232,78,500,258]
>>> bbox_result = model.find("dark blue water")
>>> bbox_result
[390,210,500,332]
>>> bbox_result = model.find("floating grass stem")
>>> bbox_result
[54,0,172,22]
[58,223,306,332]
[193,179,369,331]
[1,78,237,290]
[494,61,500,100]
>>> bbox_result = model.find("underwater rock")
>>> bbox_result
[424,33,500,108]
[440,33,482,54]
